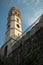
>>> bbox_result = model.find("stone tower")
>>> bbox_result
[5,7,22,43]
[1,7,22,56]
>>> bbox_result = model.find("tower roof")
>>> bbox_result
[8,7,21,18]
[9,7,21,14]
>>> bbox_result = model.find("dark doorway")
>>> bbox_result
[4,46,8,56]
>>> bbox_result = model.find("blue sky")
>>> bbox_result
[0,0,43,47]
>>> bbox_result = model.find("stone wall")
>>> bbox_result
[8,27,43,65]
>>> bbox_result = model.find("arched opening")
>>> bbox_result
[16,18,19,23]
[17,24,20,28]
[4,46,8,56]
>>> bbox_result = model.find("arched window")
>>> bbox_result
[4,46,8,56]
[7,24,10,29]
[16,18,19,23]
[17,24,20,28]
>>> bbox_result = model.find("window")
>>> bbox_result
[4,46,8,56]
[7,24,10,28]
[16,18,19,23]
[17,24,20,28]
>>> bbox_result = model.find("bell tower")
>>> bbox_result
[1,7,22,56]
[5,7,22,43]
